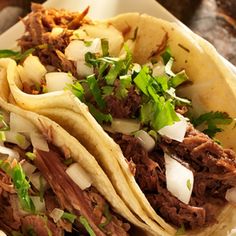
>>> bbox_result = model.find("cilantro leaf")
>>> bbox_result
[62,212,77,223]
[87,74,105,109]
[169,70,189,88]
[192,111,232,138]
[99,203,112,229]
[79,216,96,236]
[102,86,114,97]
[116,75,132,99]
[105,60,124,85]
[175,224,186,235]
[87,103,112,124]
[161,46,172,65]
[68,81,84,101]
[133,66,151,96]
[0,160,35,212]
[101,39,109,57]
[0,48,35,62]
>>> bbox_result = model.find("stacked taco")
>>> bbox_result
[1,3,236,236]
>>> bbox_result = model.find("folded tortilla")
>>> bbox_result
[0,91,160,235]
[2,6,236,236]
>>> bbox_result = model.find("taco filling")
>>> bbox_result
[0,108,130,236]
[3,3,236,232]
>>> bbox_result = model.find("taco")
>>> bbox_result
[0,96,162,235]
[2,4,236,236]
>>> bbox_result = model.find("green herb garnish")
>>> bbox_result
[99,203,112,229]
[62,212,77,223]
[175,224,186,235]
[0,131,6,141]
[25,152,36,161]
[87,74,105,109]
[68,81,84,101]
[161,46,172,65]
[0,160,35,212]
[79,216,96,236]
[101,39,109,57]
[186,179,191,191]
[191,111,232,138]
[87,103,112,124]
[0,48,35,62]
[0,113,9,131]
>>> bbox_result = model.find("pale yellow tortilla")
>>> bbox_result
[3,12,236,235]
[0,96,160,236]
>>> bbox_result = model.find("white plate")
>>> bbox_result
[0,0,235,74]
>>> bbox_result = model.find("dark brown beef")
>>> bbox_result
[104,85,142,119]
[35,149,105,236]
[21,215,63,236]
[18,4,90,75]
[35,149,129,236]
[111,129,236,229]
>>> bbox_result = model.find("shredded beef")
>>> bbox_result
[18,4,90,75]
[104,82,142,118]
[35,148,129,236]
[110,127,236,229]
[21,215,63,236]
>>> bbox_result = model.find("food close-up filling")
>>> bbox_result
[1,3,236,235]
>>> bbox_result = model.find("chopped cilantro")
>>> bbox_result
[87,103,112,124]
[102,86,114,97]
[87,74,105,109]
[0,113,10,131]
[101,39,109,56]
[116,75,132,99]
[63,158,73,166]
[0,48,35,62]
[0,131,6,141]
[105,60,124,85]
[133,66,151,96]
[25,152,36,161]
[169,70,189,88]
[0,160,35,212]
[175,224,186,235]
[79,216,96,236]
[62,212,77,223]
[84,40,93,47]
[191,111,232,138]
[68,81,84,101]
[186,179,191,191]
[161,46,172,65]
[99,203,112,229]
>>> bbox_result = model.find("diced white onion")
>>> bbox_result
[135,130,155,152]
[10,112,37,133]
[228,228,236,236]
[65,38,101,61]
[152,61,165,77]
[80,24,123,56]
[45,72,74,92]
[4,131,30,150]
[21,161,37,177]
[131,63,141,73]
[31,196,46,213]
[30,133,49,152]
[158,114,188,142]
[51,27,64,37]
[76,60,94,77]
[0,230,7,236]
[111,118,140,135]
[0,146,20,161]
[66,163,92,190]
[22,55,47,84]
[225,187,236,205]
[29,172,48,191]
[50,208,64,223]
[165,153,194,204]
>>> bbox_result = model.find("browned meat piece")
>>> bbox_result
[111,128,236,229]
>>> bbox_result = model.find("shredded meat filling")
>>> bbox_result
[110,126,236,229]
[19,3,90,75]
